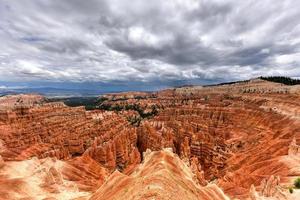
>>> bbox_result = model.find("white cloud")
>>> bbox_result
[128,27,160,47]
[275,53,300,64]
[0,0,299,84]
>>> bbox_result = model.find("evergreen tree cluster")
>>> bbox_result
[260,76,300,85]
[204,79,250,87]
[99,103,158,118]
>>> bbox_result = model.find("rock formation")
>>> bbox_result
[288,137,300,156]
[89,148,229,200]
[0,78,300,199]
[0,155,109,199]
[0,102,140,173]
[249,176,293,200]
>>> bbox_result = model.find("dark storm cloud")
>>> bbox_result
[0,0,300,84]
[106,33,219,66]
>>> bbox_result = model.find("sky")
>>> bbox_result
[0,0,300,92]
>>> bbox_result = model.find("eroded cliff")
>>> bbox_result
[0,78,300,199]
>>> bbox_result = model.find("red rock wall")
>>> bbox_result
[0,102,140,173]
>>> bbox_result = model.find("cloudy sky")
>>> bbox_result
[0,0,300,90]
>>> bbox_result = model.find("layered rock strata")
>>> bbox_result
[0,78,300,199]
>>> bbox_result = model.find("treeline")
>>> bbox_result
[99,103,158,118]
[260,76,300,85]
[48,97,107,110]
[126,104,158,126]
[204,80,250,87]
[99,103,159,126]
[51,96,159,126]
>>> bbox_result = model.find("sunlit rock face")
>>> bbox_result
[0,155,109,199]
[0,100,140,171]
[89,148,229,200]
[0,78,300,199]
[0,95,140,199]
[0,94,46,110]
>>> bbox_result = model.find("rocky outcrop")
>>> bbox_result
[190,157,207,186]
[0,94,46,110]
[288,137,300,156]
[249,176,291,200]
[1,78,300,199]
[0,97,140,179]
[103,79,300,199]
[137,108,230,180]
[84,127,140,172]
[89,149,230,200]
[0,155,108,199]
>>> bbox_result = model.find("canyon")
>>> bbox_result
[0,78,300,200]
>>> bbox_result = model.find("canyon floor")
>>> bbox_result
[0,78,300,200]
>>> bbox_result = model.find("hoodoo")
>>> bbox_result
[0,78,300,199]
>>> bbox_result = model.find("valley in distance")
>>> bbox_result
[0,76,300,200]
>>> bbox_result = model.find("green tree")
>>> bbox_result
[294,177,300,189]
